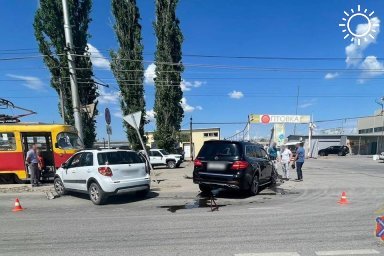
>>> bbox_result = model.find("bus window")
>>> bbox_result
[0,133,16,151]
[57,132,83,150]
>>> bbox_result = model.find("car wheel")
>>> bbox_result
[249,174,260,196]
[199,184,211,194]
[270,167,278,186]
[319,152,325,157]
[88,182,107,205]
[136,187,150,198]
[167,160,176,169]
[54,177,67,196]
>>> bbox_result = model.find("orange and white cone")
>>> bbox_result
[12,198,24,212]
[338,192,349,204]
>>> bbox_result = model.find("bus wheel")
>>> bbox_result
[54,178,67,196]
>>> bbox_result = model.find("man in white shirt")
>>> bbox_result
[280,145,292,180]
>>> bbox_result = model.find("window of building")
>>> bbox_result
[203,132,219,137]
[0,133,16,151]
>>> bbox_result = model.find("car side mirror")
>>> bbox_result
[61,163,67,169]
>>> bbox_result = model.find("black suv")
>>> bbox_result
[318,146,349,156]
[193,140,277,195]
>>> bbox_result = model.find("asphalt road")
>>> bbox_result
[1,156,384,256]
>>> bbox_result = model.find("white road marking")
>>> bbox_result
[235,253,300,256]
[315,249,380,255]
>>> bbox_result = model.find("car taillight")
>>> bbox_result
[194,159,203,167]
[231,161,249,170]
[98,167,113,176]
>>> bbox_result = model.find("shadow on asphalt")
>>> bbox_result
[67,191,159,205]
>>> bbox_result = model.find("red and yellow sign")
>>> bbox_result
[250,114,311,124]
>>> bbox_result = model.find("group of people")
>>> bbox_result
[268,142,305,182]
[25,144,46,187]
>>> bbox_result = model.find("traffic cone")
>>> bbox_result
[338,192,349,204]
[12,198,24,212]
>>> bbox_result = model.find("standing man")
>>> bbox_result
[268,142,278,160]
[294,143,305,181]
[280,145,292,180]
[26,144,39,187]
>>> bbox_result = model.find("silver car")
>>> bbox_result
[54,149,151,205]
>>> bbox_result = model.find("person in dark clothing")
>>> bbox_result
[294,143,305,181]
[268,142,278,160]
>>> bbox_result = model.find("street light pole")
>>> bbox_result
[62,0,84,141]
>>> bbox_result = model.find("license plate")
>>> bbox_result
[207,162,226,170]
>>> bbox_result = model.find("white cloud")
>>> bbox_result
[144,63,205,92]
[180,79,204,91]
[112,111,123,118]
[146,109,156,122]
[180,97,202,112]
[345,17,380,67]
[358,56,384,83]
[299,98,317,109]
[6,74,45,91]
[228,90,244,99]
[98,86,120,105]
[324,72,339,80]
[144,63,156,84]
[87,43,110,70]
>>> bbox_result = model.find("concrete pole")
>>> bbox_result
[62,0,83,141]
[190,117,193,160]
[308,122,312,158]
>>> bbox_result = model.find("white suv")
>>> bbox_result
[147,149,183,169]
[54,149,150,205]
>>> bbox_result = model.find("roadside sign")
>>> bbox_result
[105,108,111,125]
[250,114,311,124]
[123,111,141,129]
[106,124,112,135]
[376,216,384,241]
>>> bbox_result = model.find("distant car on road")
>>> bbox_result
[318,146,349,156]
[147,149,183,169]
[193,140,277,196]
[54,149,150,205]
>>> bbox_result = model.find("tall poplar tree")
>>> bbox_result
[110,0,146,150]
[153,0,184,152]
[34,0,97,147]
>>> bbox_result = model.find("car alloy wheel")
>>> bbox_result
[167,160,176,169]
[90,183,100,203]
[250,175,260,196]
[54,178,66,196]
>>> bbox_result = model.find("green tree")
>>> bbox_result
[153,0,184,152]
[110,0,146,150]
[33,0,97,148]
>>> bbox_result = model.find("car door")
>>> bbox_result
[257,147,273,183]
[150,150,163,165]
[72,152,94,191]
[62,152,83,190]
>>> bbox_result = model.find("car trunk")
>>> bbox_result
[97,151,147,181]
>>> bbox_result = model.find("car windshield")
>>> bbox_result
[97,151,143,165]
[56,132,83,150]
[159,150,170,155]
[198,142,240,160]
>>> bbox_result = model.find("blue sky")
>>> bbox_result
[1,0,384,141]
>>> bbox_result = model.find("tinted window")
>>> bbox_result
[67,153,83,168]
[159,150,169,155]
[151,151,162,157]
[81,152,93,167]
[245,145,257,158]
[97,151,143,165]
[198,142,240,160]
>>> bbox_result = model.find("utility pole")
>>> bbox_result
[58,77,65,124]
[62,0,84,141]
[375,97,384,154]
[293,85,300,135]
[190,117,193,160]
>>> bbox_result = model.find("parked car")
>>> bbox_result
[379,152,384,161]
[193,140,277,195]
[147,149,183,169]
[54,149,150,205]
[318,146,349,156]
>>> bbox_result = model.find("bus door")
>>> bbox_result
[21,132,54,169]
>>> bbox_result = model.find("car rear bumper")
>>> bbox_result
[193,171,249,190]
[101,176,151,194]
